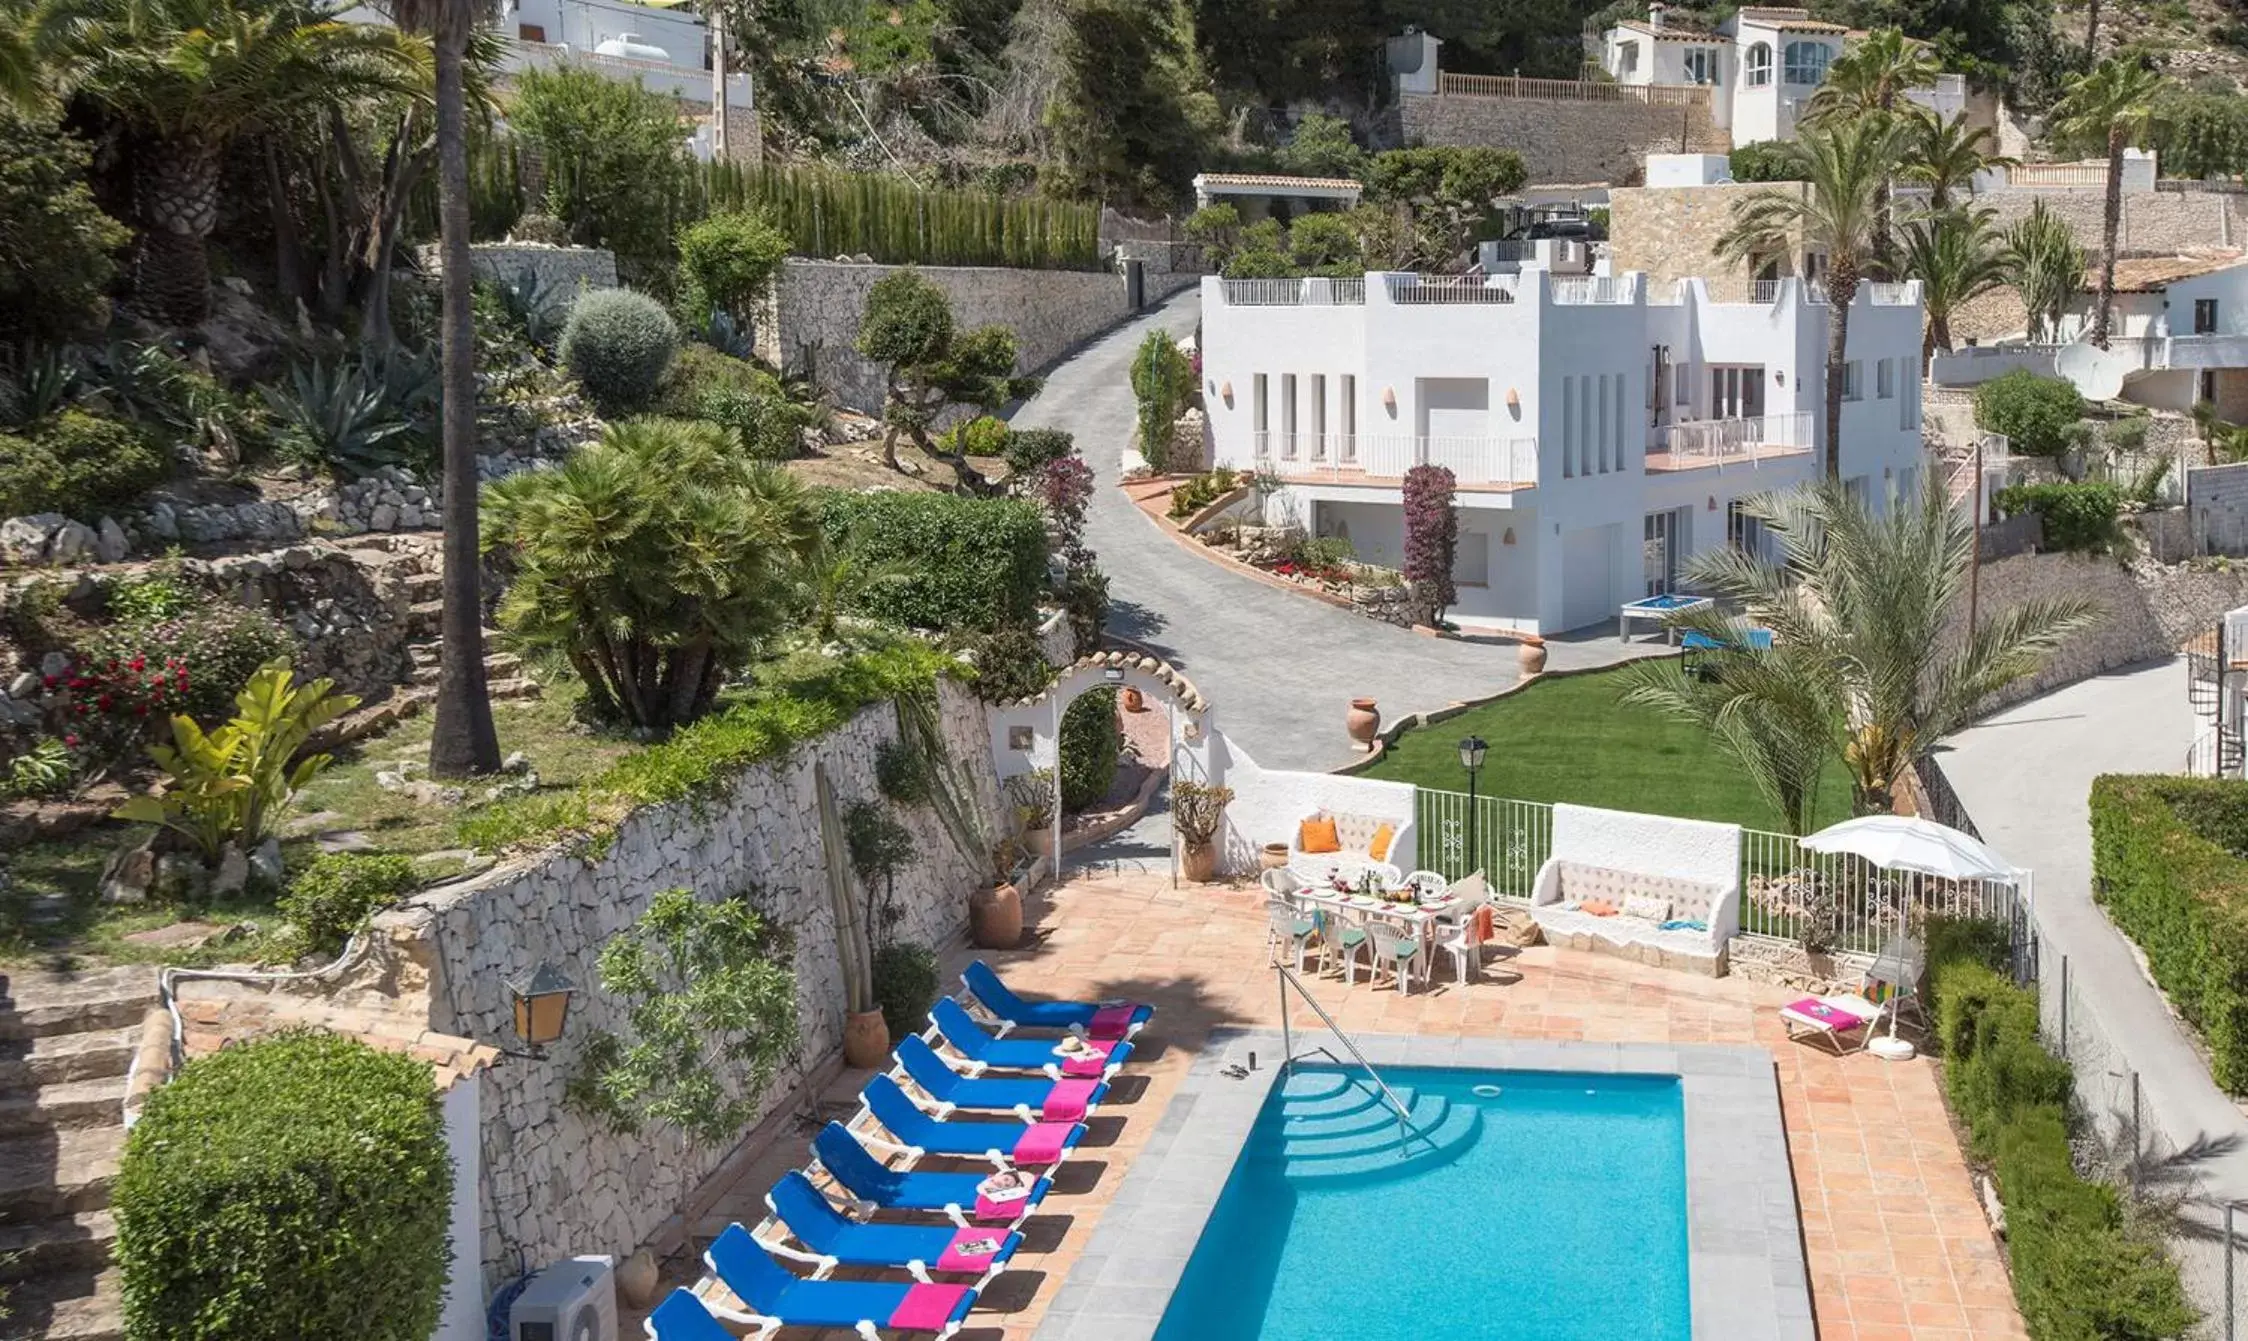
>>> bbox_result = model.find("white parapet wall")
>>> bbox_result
[1217,748,1419,874]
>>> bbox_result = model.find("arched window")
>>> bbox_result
[1744,42,1772,86]
[1783,40,1830,85]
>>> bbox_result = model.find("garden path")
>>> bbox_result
[1008,290,1652,773]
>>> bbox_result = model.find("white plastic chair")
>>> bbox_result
[1319,901,1375,983]
[1261,867,1304,898]
[1266,894,1317,971]
[1433,871,1490,984]
[1367,912,1425,994]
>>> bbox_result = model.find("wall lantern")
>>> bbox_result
[1707,495,1718,511]
[505,962,576,1059]
[1775,371,1786,386]
[1501,528,1515,546]
[1505,387,1521,411]
[1220,380,1234,406]
[1381,386,1398,415]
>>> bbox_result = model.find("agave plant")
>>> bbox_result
[260,356,422,476]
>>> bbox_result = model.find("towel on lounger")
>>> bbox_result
[1088,1004,1139,1039]
[888,1283,972,1330]
[936,1230,1007,1274]
[1040,1079,1100,1122]
[1055,1038,1119,1077]
[1011,1122,1074,1165]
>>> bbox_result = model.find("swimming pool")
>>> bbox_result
[1151,1065,1689,1341]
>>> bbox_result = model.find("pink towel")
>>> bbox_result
[973,1191,1030,1223]
[1041,1079,1101,1122]
[887,1282,972,1330]
[936,1229,1008,1274]
[1088,1004,1139,1039]
[1786,996,1871,1027]
[1010,1121,1074,1165]
[1057,1039,1119,1077]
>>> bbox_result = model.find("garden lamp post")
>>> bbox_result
[504,961,576,1060]
[1459,736,1488,870]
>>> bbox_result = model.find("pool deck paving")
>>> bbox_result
[659,871,2026,1341]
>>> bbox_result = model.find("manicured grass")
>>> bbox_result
[1358,664,1856,833]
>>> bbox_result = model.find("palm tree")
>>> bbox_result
[2051,58,2167,349]
[1716,117,1906,478]
[1804,28,1942,123]
[1620,640,1842,835]
[1902,111,2013,210]
[2004,201,2085,343]
[1900,207,2009,367]
[1631,482,2100,816]
[37,0,421,324]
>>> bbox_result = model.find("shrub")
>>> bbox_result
[1001,427,1074,479]
[873,941,940,1043]
[508,212,573,246]
[818,491,1048,632]
[0,107,129,345]
[876,737,932,804]
[1059,687,1120,812]
[1973,369,2085,458]
[559,288,679,415]
[510,65,686,261]
[954,625,1056,704]
[1402,464,1459,621]
[1166,468,1239,519]
[1729,141,1806,182]
[280,853,419,956]
[1183,203,1242,266]
[676,209,790,325]
[78,603,298,726]
[1130,331,1195,472]
[1996,481,2121,553]
[0,411,167,518]
[259,357,426,478]
[113,1031,452,1341]
[659,342,782,409]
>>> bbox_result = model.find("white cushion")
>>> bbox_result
[1622,893,1671,923]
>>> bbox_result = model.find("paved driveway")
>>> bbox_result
[1011,291,1654,772]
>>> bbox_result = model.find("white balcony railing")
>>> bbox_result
[1648,412,1815,469]
[1550,275,1629,305]
[505,38,755,110]
[1217,277,1367,306]
[1865,282,1916,306]
[1383,274,1517,304]
[1252,433,1539,488]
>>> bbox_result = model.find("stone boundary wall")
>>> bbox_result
[1398,91,1726,186]
[412,243,618,302]
[362,677,1004,1290]
[757,259,1193,415]
[2186,461,2248,556]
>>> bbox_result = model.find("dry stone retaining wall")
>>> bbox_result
[1399,92,1725,186]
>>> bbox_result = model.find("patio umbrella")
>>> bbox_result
[1797,814,2017,882]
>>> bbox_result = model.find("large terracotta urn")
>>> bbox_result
[1122,685,1146,714]
[1025,825,1055,858]
[1182,841,1219,883]
[1346,697,1381,750]
[1259,843,1290,872]
[844,1008,890,1067]
[970,880,1024,949]
[1517,637,1548,678]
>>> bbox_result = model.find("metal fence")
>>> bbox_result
[1436,72,1708,107]
[1415,791,1553,899]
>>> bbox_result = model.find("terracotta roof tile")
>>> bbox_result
[171,985,499,1092]
[1614,20,1719,40]
[1196,173,1362,193]
[2099,252,2248,292]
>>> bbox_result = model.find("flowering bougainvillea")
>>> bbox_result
[44,654,191,778]
[1034,454,1094,551]
[1402,463,1458,622]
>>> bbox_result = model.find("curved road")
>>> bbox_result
[1011,289,1646,772]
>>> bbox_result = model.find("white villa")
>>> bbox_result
[1596,5,1964,146]
[1198,267,1927,634]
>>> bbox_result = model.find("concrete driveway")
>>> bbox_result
[1010,290,1654,772]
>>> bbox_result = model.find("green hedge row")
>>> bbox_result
[1995,481,2120,554]
[1926,919,2196,1341]
[2088,775,2248,1090]
[819,491,1048,634]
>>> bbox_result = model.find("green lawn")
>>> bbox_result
[1358,665,1855,834]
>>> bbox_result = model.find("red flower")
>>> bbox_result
[41,674,57,689]
[67,676,88,690]
[96,695,112,710]
[62,734,79,747]
[133,705,148,717]
[128,656,145,672]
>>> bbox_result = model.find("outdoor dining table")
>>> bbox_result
[1291,880,1459,987]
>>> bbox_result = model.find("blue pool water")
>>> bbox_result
[1152,1066,1689,1341]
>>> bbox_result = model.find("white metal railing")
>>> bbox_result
[506,38,755,109]
[1384,274,1516,304]
[1550,275,1628,305]
[2007,162,2108,189]
[1649,412,1816,467]
[1275,965,1427,1153]
[1866,282,1916,306]
[1736,826,2026,951]
[1253,433,1539,487]
[1414,792,1554,899]
[1437,71,1708,107]
[1219,277,1367,306]
[1750,278,1782,304]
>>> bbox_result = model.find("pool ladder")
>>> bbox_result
[1274,964,1430,1156]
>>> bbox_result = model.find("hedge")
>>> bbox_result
[113,1031,453,1341]
[1973,369,2084,459]
[819,490,1048,633]
[1996,481,2120,554]
[1926,920,2196,1341]
[2088,775,2248,1090]
[1059,687,1120,812]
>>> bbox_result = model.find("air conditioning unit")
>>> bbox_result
[509,1255,618,1341]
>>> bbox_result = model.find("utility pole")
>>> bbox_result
[1968,433,1983,630]
[709,2,728,160]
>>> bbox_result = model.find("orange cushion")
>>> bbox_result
[1582,899,1618,917]
[1298,816,1341,854]
[1367,823,1396,863]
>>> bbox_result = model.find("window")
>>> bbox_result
[1454,530,1490,587]
[1618,40,1640,75]
[1596,374,1611,475]
[1579,375,1594,477]
[1744,41,1772,86]
[1309,373,1326,458]
[1876,358,1895,400]
[518,22,547,41]
[1280,373,1297,457]
[1676,364,1692,406]
[1709,365,1765,419]
[1803,250,1828,285]
[1902,372,1919,430]
[1783,40,1830,85]
[1682,48,1717,84]
[1561,375,1575,478]
[1727,499,1765,556]
[1253,374,1269,452]
[1842,360,1863,402]
[1340,374,1356,459]
[2197,298,2221,334]
[1612,374,1628,472]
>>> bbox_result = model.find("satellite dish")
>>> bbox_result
[594,32,671,61]
[2053,340,2131,402]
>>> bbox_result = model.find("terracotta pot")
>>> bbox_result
[615,1249,660,1310]
[1345,697,1381,750]
[1517,638,1548,678]
[1122,685,1146,713]
[970,881,1024,949]
[1259,842,1290,872]
[1182,840,1219,883]
[1025,825,1055,858]
[844,1008,890,1067]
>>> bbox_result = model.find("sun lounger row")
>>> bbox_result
[645,962,1155,1341]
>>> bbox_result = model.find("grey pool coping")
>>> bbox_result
[1030,1030,1812,1341]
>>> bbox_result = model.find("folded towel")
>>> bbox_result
[1088,1004,1140,1039]
[1010,1121,1074,1165]
[973,1191,1031,1223]
[1659,919,1709,932]
[1785,996,1871,1027]
[888,1282,973,1330]
[1041,1079,1100,1122]
[1058,1043,1116,1078]
[936,1230,1007,1274]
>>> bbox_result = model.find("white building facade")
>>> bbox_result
[1200,269,1927,634]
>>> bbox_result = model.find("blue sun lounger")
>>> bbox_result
[698,1222,981,1340]
[811,1121,1053,1227]
[759,1170,1024,1287]
[926,997,1134,1081]
[856,1074,1085,1169]
[892,1035,1109,1124]
[960,960,1153,1040]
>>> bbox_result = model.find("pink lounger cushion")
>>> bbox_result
[1057,1039,1120,1077]
[1010,1121,1074,1165]
[936,1229,1008,1274]
[1040,1079,1100,1122]
[888,1282,973,1330]
[1088,1004,1140,1039]
[1785,996,1872,1028]
[973,1191,1031,1223]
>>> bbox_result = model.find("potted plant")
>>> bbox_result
[1008,769,1058,857]
[971,836,1026,949]
[1173,780,1234,883]
[1517,635,1548,677]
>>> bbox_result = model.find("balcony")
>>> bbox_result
[505,38,755,110]
[1217,277,1367,306]
[1253,433,1539,490]
[1645,412,1815,472]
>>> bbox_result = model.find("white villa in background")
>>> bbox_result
[1596,5,1964,145]
[1198,267,1926,635]
[1192,174,1364,221]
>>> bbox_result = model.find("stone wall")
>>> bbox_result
[2185,461,2248,555]
[1399,91,1727,186]
[362,677,1003,1289]
[1607,182,1809,292]
[413,243,619,301]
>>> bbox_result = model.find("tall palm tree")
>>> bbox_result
[1902,111,2013,210]
[1804,28,1942,123]
[1629,482,2100,816]
[2003,201,2085,343]
[1900,207,2009,366]
[384,0,500,776]
[1716,117,1906,478]
[2051,58,2167,349]
[37,0,421,324]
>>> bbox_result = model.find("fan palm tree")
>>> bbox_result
[2051,58,2167,349]
[37,0,423,324]
[1632,482,2100,816]
[1902,111,2013,210]
[1900,207,2009,366]
[1715,117,1907,478]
